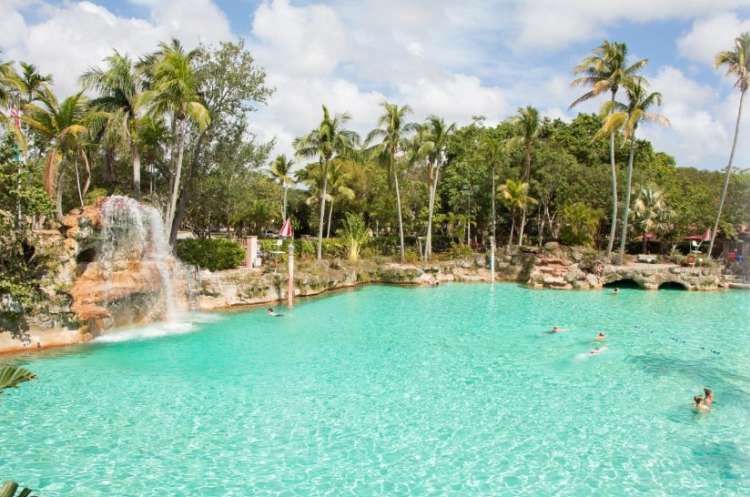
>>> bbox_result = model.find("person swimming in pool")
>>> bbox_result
[703,388,714,408]
[612,288,620,295]
[693,395,710,412]
[550,326,564,334]
[589,346,607,355]
[267,307,282,317]
[596,332,606,341]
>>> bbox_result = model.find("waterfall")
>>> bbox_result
[99,196,181,322]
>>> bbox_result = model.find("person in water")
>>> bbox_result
[693,395,710,412]
[596,332,606,341]
[589,346,606,355]
[612,288,620,295]
[267,308,282,317]
[704,388,714,408]
[551,326,564,333]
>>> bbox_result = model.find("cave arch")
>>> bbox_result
[604,279,642,289]
[658,281,688,291]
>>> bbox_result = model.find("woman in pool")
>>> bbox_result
[596,332,606,341]
[693,395,710,412]
[704,388,714,407]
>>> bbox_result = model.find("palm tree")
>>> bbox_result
[23,89,96,217]
[708,33,750,257]
[571,41,647,258]
[633,185,668,253]
[270,154,294,221]
[499,179,537,252]
[11,62,52,104]
[421,116,455,259]
[81,51,145,197]
[0,365,36,395]
[508,106,540,246]
[324,159,356,237]
[367,102,413,262]
[142,40,210,236]
[294,105,358,260]
[596,79,669,264]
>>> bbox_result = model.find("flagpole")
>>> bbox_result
[287,238,294,309]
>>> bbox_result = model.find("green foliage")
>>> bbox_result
[0,366,36,395]
[338,213,372,262]
[448,243,474,258]
[560,202,603,247]
[176,238,245,271]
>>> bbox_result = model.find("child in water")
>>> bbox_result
[703,388,713,408]
[596,332,606,341]
[693,395,710,412]
[267,308,282,317]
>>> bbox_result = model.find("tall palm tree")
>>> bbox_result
[421,116,455,259]
[23,89,96,217]
[81,51,145,197]
[367,102,413,262]
[571,41,648,258]
[508,106,540,247]
[294,105,358,260]
[596,79,669,264]
[499,179,536,252]
[708,33,750,257]
[142,40,210,236]
[270,154,294,221]
[324,159,356,238]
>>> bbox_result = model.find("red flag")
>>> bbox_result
[701,228,711,242]
[279,219,293,238]
[10,107,21,130]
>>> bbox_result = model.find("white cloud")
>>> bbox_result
[3,0,232,96]
[642,66,735,168]
[677,12,750,66]
[515,0,750,49]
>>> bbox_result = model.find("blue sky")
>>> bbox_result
[3,0,750,170]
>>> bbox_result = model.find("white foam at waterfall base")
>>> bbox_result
[94,313,222,343]
[99,196,185,331]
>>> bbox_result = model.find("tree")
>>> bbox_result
[367,102,414,262]
[571,41,647,258]
[633,185,671,253]
[508,106,540,246]
[560,202,603,247]
[709,33,750,257]
[324,159,355,237]
[23,89,96,217]
[420,116,455,259]
[597,79,669,264]
[141,39,210,238]
[10,62,52,105]
[499,179,536,251]
[270,154,294,220]
[294,105,358,260]
[81,51,145,197]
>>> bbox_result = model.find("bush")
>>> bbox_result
[176,238,245,271]
[560,202,603,247]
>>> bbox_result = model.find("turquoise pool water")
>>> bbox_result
[1,284,749,496]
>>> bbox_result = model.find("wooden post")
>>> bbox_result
[287,242,295,308]
[490,236,495,282]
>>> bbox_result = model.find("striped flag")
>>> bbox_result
[279,218,293,238]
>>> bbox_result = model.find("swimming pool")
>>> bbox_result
[1,284,749,496]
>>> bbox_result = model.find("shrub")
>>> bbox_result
[560,202,603,247]
[337,213,372,262]
[448,243,473,259]
[176,238,245,271]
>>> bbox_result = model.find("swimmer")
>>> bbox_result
[693,395,710,412]
[612,288,620,295]
[703,388,714,408]
[550,326,564,334]
[267,307,282,317]
[589,346,607,356]
[595,332,606,341]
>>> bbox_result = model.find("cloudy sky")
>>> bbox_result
[2,0,750,170]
